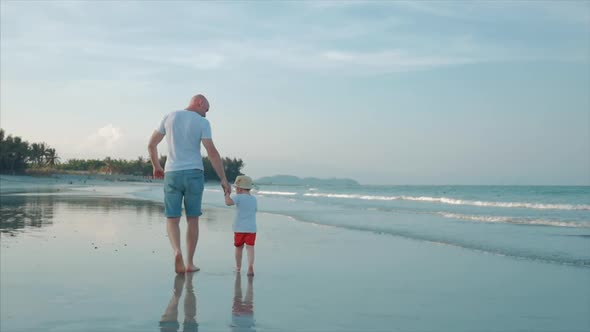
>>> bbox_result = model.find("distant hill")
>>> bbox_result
[255,174,359,187]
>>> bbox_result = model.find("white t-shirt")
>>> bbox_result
[232,194,257,233]
[156,110,212,172]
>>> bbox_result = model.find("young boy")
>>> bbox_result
[224,175,257,276]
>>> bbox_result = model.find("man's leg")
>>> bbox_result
[167,217,185,273]
[185,217,200,272]
[184,169,204,272]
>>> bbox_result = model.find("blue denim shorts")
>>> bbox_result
[163,169,204,218]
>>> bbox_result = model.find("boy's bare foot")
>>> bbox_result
[247,267,254,276]
[185,264,200,272]
[175,252,185,274]
[235,266,241,273]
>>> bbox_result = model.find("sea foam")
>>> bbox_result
[303,192,590,211]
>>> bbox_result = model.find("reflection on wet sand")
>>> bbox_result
[0,194,162,235]
[231,273,255,332]
[159,273,198,332]
[59,196,163,216]
[0,195,55,234]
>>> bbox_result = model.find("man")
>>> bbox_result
[148,94,231,273]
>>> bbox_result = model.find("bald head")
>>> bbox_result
[186,94,210,116]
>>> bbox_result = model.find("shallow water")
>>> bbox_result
[199,184,590,267]
[1,184,590,331]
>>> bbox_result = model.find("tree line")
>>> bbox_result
[0,129,59,173]
[0,129,244,182]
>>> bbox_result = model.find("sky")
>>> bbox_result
[1,1,589,185]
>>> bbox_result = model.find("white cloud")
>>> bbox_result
[91,124,122,149]
[66,124,150,160]
[318,49,477,71]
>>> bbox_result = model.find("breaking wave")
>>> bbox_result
[303,193,590,211]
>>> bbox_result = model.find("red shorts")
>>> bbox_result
[234,232,256,247]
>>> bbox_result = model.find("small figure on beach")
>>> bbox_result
[149,94,231,273]
[224,175,257,276]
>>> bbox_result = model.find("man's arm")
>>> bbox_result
[202,138,230,194]
[148,130,165,179]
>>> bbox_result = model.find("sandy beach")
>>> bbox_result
[1,175,589,332]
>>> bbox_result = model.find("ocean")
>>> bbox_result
[198,184,590,267]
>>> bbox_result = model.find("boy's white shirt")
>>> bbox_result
[231,193,257,233]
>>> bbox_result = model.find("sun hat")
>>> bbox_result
[234,175,253,189]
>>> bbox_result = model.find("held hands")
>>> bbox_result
[153,165,165,179]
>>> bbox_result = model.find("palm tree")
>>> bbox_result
[45,148,60,167]
[30,143,40,165]
[29,143,48,165]
[39,142,48,165]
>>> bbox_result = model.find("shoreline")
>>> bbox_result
[2,174,589,269]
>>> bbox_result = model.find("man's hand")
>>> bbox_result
[153,165,165,179]
[221,179,231,195]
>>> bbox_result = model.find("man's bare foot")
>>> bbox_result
[175,252,185,274]
[235,266,241,273]
[247,267,254,276]
[185,264,200,272]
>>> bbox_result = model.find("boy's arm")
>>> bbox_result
[224,192,235,206]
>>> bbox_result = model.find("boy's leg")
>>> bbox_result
[185,216,200,272]
[246,245,255,276]
[166,217,185,273]
[235,245,244,271]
